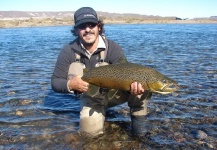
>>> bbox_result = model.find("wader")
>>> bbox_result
[68,46,149,137]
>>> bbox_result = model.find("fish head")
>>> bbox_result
[147,78,179,94]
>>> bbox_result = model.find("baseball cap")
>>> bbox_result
[74,7,99,27]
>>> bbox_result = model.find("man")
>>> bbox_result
[51,7,149,137]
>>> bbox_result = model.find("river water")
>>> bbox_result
[0,24,217,149]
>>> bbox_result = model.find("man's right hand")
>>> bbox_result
[68,75,89,93]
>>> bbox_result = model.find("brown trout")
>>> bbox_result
[82,63,178,95]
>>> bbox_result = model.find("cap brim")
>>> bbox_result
[75,18,98,27]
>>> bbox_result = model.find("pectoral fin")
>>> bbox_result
[107,89,121,100]
[85,84,101,97]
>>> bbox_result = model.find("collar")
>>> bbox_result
[80,36,106,58]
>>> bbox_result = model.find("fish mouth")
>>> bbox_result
[160,83,179,94]
[149,82,179,95]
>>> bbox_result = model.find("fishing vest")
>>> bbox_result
[74,35,109,68]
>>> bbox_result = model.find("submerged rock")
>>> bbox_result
[191,130,208,139]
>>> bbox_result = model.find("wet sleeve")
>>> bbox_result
[51,45,73,93]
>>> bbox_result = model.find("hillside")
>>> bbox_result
[0,11,216,28]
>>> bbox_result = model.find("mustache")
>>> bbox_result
[83,31,94,36]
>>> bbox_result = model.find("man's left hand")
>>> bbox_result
[130,82,145,95]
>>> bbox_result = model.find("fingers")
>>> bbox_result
[78,84,89,92]
[69,75,89,93]
[130,82,145,95]
[77,79,89,92]
[138,83,145,94]
[130,82,137,95]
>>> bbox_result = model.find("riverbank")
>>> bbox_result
[1,17,217,28]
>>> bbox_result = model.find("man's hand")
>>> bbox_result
[130,82,145,95]
[68,75,89,93]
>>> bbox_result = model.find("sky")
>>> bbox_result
[0,0,216,19]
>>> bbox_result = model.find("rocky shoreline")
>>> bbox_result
[1,17,217,28]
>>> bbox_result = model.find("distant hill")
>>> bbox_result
[0,11,74,19]
[0,11,216,20]
[0,11,178,20]
[0,11,216,28]
[210,16,217,19]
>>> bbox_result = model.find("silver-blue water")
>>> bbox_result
[0,24,217,149]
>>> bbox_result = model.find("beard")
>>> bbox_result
[81,31,97,46]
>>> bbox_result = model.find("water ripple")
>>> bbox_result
[0,24,217,149]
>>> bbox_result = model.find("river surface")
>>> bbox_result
[0,24,217,149]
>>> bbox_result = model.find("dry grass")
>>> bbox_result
[0,17,217,28]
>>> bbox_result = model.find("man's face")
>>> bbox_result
[76,22,99,46]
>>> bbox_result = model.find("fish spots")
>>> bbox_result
[82,63,178,94]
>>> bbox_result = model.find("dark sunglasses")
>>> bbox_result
[77,22,98,29]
